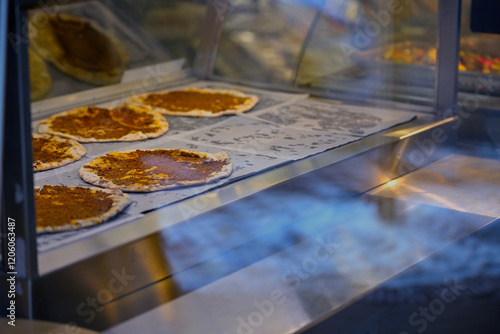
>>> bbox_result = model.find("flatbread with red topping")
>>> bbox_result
[126,87,259,117]
[32,133,86,172]
[79,149,233,192]
[35,185,130,234]
[38,105,169,142]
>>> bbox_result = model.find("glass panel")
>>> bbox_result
[214,0,320,85]
[459,0,500,109]
[27,0,203,101]
[215,0,439,108]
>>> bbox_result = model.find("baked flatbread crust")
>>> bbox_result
[38,105,169,143]
[29,13,128,86]
[126,87,259,117]
[79,149,233,192]
[32,133,87,172]
[35,185,130,234]
[29,48,52,101]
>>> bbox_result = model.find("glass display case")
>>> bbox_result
[1,0,499,333]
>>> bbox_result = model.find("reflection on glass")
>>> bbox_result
[27,0,200,102]
[215,0,439,106]
[215,0,499,108]
[459,0,500,106]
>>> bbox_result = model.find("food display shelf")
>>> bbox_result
[32,73,421,264]
[22,67,461,330]
[5,1,498,332]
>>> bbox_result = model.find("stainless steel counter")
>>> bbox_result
[101,152,499,334]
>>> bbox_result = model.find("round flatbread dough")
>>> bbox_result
[32,133,87,172]
[35,185,130,234]
[29,48,52,101]
[126,87,259,117]
[79,149,233,192]
[29,13,128,85]
[38,105,169,143]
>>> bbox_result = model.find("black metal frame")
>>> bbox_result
[1,0,45,319]
[0,0,8,275]
[435,0,462,118]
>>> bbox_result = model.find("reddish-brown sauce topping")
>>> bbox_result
[143,91,250,113]
[86,149,228,186]
[50,14,122,72]
[50,106,161,139]
[110,106,158,128]
[32,136,73,168]
[35,185,113,228]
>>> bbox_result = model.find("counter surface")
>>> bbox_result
[101,152,499,334]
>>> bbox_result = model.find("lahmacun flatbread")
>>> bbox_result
[29,13,128,85]
[32,133,87,172]
[79,149,233,192]
[126,87,259,117]
[35,185,130,234]
[38,105,169,142]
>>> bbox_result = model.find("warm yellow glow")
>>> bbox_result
[399,118,455,140]
[387,180,398,187]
